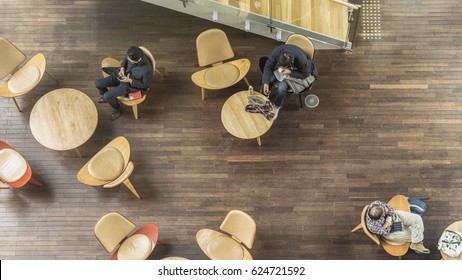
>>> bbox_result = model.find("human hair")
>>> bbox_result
[368,205,383,220]
[127,46,143,62]
[277,51,295,67]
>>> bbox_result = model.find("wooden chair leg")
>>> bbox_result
[0,181,10,189]
[155,69,164,78]
[45,70,59,82]
[123,178,140,199]
[29,177,44,187]
[201,88,206,101]
[351,223,363,233]
[12,97,21,112]
[132,105,138,120]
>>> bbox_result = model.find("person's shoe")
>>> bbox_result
[97,97,107,103]
[410,242,430,254]
[272,106,281,120]
[110,107,124,121]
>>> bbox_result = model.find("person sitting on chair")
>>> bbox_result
[260,44,317,119]
[95,46,153,121]
[366,200,430,254]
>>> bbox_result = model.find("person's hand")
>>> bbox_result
[118,68,125,78]
[263,84,269,93]
[118,74,132,83]
[383,221,391,229]
[281,68,291,75]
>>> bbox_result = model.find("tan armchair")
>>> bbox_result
[191,28,251,101]
[196,210,256,260]
[77,136,140,199]
[94,212,159,260]
[0,37,58,112]
[101,46,162,120]
[351,195,411,259]
[285,34,316,108]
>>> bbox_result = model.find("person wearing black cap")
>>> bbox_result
[95,46,153,120]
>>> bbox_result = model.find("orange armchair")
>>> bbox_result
[94,212,159,260]
[0,140,43,188]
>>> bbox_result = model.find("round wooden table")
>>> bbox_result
[30,88,98,157]
[221,90,274,146]
[440,220,462,260]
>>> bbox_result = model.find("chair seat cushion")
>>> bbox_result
[88,147,125,181]
[7,65,41,94]
[207,235,244,260]
[204,64,239,88]
[117,234,153,260]
[0,148,27,182]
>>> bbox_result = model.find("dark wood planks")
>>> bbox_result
[0,0,462,260]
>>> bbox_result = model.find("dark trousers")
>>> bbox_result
[95,72,132,110]
[259,56,288,107]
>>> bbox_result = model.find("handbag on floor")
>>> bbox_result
[407,196,427,216]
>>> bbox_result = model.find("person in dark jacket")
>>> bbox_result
[95,46,153,120]
[261,44,316,119]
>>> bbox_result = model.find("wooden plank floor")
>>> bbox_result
[1,0,462,260]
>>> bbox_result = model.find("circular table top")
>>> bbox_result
[221,91,274,140]
[440,220,462,260]
[30,88,98,151]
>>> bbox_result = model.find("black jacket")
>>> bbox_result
[120,54,153,90]
[262,44,317,85]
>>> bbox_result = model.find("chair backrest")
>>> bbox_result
[139,46,156,74]
[220,210,256,249]
[0,37,27,80]
[286,34,315,60]
[196,28,235,67]
[94,212,136,252]
[387,195,410,212]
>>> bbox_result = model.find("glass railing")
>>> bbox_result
[142,0,361,50]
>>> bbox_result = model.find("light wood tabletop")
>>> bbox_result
[29,88,98,157]
[440,220,462,260]
[221,90,274,146]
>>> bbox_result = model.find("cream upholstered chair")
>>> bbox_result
[196,210,256,260]
[285,34,316,108]
[94,212,159,260]
[0,37,58,112]
[0,140,43,189]
[101,46,162,120]
[191,28,251,101]
[286,34,315,60]
[77,136,140,199]
[351,195,411,259]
